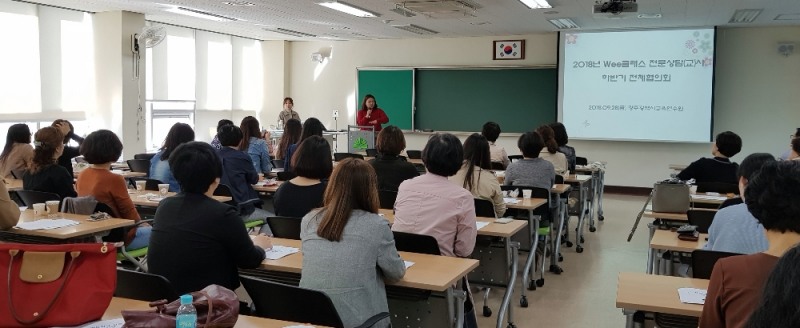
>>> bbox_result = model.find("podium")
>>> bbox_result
[347,125,375,153]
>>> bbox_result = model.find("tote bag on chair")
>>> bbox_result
[0,242,117,327]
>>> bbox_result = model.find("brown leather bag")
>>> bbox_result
[121,285,239,328]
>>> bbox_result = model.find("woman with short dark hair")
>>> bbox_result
[482,122,510,168]
[274,136,332,218]
[148,142,272,295]
[210,119,234,150]
[150,123,195,192]
[22,127,76,200]
[300,158,405,328]
[368,126,418,192]
[450,133,505,217]
[217,125,273,226]
[77,130,148,248]
[549,122,576,172]
[504,131,555,190]
[0,123,33,179]
[678,131,742,184]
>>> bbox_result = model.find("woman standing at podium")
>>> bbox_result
[356,94,389,133]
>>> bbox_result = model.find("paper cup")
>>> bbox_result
[32,203,46,217]
[522,189,532,199]
[158,184,170,197]
[45,200,59,216]
[135,180,146,191]
[690,185,698,194]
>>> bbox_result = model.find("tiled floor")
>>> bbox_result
[475,193,650,328]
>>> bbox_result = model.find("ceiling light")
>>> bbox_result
[390,4,417,17]
[548,18,579,29]
[318,1,379,18]
[392,24,438,35]
[637,13,662,19]
[518,0,552,9]
[166,6,237,21]
[774,13,800,21]
[222,1,255,6]
[729,9,762,23]
[269,28,317,38]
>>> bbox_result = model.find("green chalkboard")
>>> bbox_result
[415,68,557,133]
[356,69,413,130]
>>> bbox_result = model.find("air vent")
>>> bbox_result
[393,24,438,35]
[269,28,317,38]
[393,1,480,19]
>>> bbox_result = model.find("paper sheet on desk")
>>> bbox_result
[56,318,124,328]
[476,222,490,230]
[691,194,728,201]
[404,261,415,269]
[678,288,706,305]
[264,245,299,260]
[503,198,520,204]
[16,219,79,230]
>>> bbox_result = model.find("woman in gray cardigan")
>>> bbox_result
[300,158,406,328]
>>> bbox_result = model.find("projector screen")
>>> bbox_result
[559,28,716,142]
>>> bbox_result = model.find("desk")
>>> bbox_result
[648,229,707,275]
[642,203,715,274]
[255,238,478,328]
[504,197,548,307]
[669,164,688,171]
[4,178,22,191]
[128,190,232,207]
[253,181,281,193]
[563,174,593,252]
[75,170,146,179]
[103,297,327,327]
[575,165,606,224]
[690,193,734,206]
[616,272,707,328]
[4,210,133,242]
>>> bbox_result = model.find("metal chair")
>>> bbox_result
[501,185,554,289]
[696,182,738,194]
[277,171,296,181]
[575,157,588,166]
[691,249,741,279]
[508,155,523,162]
[378,189,398,210]
[272,159,285,169]
[366,149,378,157]
[133,153,156,161]
[267,216,302,240]
[686,210,716,234]
[392,231,440,256]
[333,153,364,162]
[14,190,60,207]
[115,268,178,302]
[126,159,150,175]
[490,162,505,170]
[406,150,422,159]
[474,198,497,218]
[718,197,743,210]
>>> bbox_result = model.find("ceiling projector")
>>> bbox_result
[593,0,638,15]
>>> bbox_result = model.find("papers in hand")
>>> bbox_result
[476,221,490,231]
[503,197,520,204]
[264,245,299,260]
[677,288,706,305]
[404,260,415,269]
[16,219,79,230]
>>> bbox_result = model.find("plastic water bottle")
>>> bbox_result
[175,294,197,328]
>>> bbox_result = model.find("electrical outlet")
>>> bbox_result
[332,110,339,118]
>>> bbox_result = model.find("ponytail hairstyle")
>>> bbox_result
[28,127,64,174]
[536,125,559,154]
[461,133,491,191]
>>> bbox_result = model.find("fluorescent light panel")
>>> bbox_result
[774,13,800,21]
[166,7,237,21]
[729,9,762,23]
[392,24,438,35]
[548,18,579,29]
[270,28,317,38]
[637,13,662,19]
[318,1,379,18]
[390,5,416,17]
[518,0,552,9]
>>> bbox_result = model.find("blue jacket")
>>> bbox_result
[218,147,262,216]
[149,151,180,192]
[284,143,298,173]
[246,137,273,174]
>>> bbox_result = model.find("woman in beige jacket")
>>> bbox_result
[450,133,506,217]
[0,124,33,179]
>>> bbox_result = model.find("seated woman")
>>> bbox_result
[52,119,84,178]
[148,142,272,295]
[274,118,301,161]
[482,122,510,168]
[284,117,325,173]
[700,161,800,327]
[536,125,569,176]
[77,130,149,249]
[0,182,21,230]
[0,123,33,179]
[549,122,576,173]
[300,158,405,328]
[273,136,332,218]
[216,125,272,224]
[22,127,77,200]
[678,131,742,184]
[504,131,555,190]
[745,245,800,328]
[368,126,418,192]
[238,116,273,175]
[150,123,194,192]
[450,133,506,217]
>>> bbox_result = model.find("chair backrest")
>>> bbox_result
[555,174,564,184]
[115,268,179,302]
[474,198,497,218]
[490,162,505,170]
[378,190,397,210]
[686,210,716,234]
[691,250,741,279]
[239,276,345,328]
[213,184,233,197]
[96,201,125,243]
[267,216,302,240]
[365,149,378,157]
[718,197,743,210]
[333,153,364,162]
[392,231,441,255]
[272,159,285,169]
[406,150,422,159]
[126,159,151,175]
[696,182,738,194]
[575,157,588,166]
[276,171,296,181]
[508,155,523,163]
[133,153,156,161]
[15,190,60,207]
[144,179,164,191]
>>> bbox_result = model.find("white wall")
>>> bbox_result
[282,27,800,187]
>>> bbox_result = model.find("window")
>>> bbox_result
[0,1,41,114]
[146,100,195,150]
